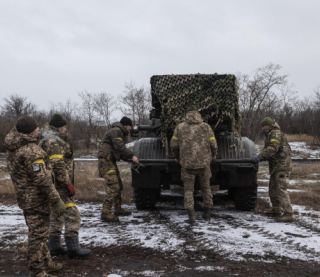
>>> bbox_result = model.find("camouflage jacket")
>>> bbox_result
[4,127,60,211]
[170,111,217,169]
[258,122,292,175]
[98,122,133,162]
[38,123,74,189]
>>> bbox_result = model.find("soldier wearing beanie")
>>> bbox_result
[251,117,293,222]
[39,114,91,258]
[98,116,139,222]
[4,116,66,276]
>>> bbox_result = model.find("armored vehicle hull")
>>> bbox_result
[131,73,258,211]
[131,136,258,211]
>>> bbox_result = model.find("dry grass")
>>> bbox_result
[289,186,320,211]
[75,162,134,205]
[286,134,314,143]
[0,162,134,206]
[291,164,320,179]
[0,169,16,205]
[74,149,98,158]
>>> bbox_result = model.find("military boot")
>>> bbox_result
[266,208,281,217]
[202,207,211,221]
[276,213,294,222]
[187,209,196,225]
[46,262,63,273]
[49,237,67,256]
[114,206,132,216]
[101,213,119,222]
[65,236,91,259]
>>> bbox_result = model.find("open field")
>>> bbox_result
[286,134,315,143]
[1,143,320,276]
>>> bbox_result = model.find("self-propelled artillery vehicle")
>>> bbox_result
[130,74,258,211]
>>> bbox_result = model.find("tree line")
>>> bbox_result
[0,63,319,153]
[0,82,151,152]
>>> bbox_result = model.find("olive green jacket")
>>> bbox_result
[98,122,134,161]
[258,122,292,175]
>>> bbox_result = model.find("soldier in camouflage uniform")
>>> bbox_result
[98,116,139,222]
[252,117,293,222]
[39,114,91,258]
[4,116,66,277]
[170,106,218,224]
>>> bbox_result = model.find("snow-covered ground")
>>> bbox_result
[256,141,320,159]
[289,142,320,159]
[258,179,320,186]
[1,189,320,267]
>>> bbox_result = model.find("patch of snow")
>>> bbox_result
[258,174,270,180]
[213,190,228,195]
[289,180,320,185]
[256,141,320,159]
[258,187,301,193]
[126,141,137,148]
[195,266,226,272]
[139,270,166,276]
[0,175,10,181]
[87,178,105,181]
[258,187,269,193]
[2,190,320,264]
[258,179,320,186]
[289,142,320,159]
[161,191,183,197]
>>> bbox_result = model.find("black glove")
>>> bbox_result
[251,155,261,164]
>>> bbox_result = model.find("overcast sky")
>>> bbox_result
[1,0,319,111]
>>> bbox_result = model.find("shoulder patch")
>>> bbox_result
[53,143,60,154]
[31,163,41,172]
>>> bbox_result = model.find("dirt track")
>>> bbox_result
[1,190,320,276]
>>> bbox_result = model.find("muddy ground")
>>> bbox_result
[1,191,320,277]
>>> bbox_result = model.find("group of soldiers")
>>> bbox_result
[4,107,293,276]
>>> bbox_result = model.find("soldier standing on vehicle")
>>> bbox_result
[39,114,91,258]
[170,106,217,224]
[251,117,293,222]
[4,116,66,277]
[98,116,139,222]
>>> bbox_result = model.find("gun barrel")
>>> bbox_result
[130,158,254,164]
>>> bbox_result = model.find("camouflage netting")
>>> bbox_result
[150,74,242,139]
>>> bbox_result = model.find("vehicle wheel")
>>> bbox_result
[228,188,237,202]
[134,188,159,210]
[156,188,161,200]
[234,186,257,211]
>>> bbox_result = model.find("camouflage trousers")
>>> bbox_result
[269,171,293,214]
[181,166,213,210]
[98,158,123,215]
[23,204,52,277]
[50,189,81,238]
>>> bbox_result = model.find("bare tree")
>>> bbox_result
[1,94,37,117]
[78,91,99,149]
[93,92,116,128]
[238,63,288,141]
[118,82,151,126]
